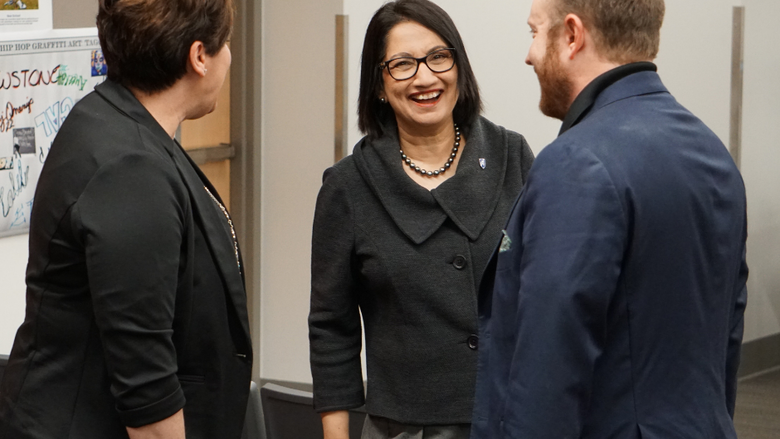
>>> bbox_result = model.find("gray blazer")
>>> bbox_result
[308,116,534,425]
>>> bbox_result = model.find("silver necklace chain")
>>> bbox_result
[400,123,460,177]
[204,186,241,272]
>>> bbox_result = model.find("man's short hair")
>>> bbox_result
[551,0,665,64]
[97,0,234,94]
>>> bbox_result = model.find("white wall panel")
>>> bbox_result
[259,0,344,382]
[741,0,780,341]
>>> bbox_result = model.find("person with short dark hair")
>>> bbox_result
[307,1,534,438]
[471,0,748,438]
[0,1,251,438]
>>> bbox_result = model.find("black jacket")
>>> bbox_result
[308,116,533,424]
[0,80,252,439]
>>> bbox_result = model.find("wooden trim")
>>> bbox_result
[230,0,262,382]
[729,6,745,169]
[186,144,236,166]
[335,15,349,162]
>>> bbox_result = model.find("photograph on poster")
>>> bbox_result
[0,0,50,32]
[0,28,103,237]
[2,0,38,10]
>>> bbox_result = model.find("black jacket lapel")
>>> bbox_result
[95,80,251,350]
[170,145,252,346]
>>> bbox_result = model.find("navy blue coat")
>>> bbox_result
[472,71,748,439]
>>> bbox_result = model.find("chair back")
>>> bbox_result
[260,383,365,439]
[241,381,266,439]
[0,354,8,385]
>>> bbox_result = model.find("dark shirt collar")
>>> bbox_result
[559,62,657,135]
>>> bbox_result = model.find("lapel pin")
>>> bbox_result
[479,158,486,169]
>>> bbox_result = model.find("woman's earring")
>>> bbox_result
[204,68,208,75]
[379,97,387,103]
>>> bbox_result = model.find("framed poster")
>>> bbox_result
[0,0,52,33]
[0,27,104,237]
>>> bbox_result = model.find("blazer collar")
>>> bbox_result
[95,80,251,348]
[591,69,668,112]
[94,80,177,157]
[352,117,508,244]
[560,62,661,135]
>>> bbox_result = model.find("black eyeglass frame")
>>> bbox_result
[379,48,457,81]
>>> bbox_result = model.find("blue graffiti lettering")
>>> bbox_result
[34,97,74,137]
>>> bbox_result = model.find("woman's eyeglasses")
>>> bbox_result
[379,48,456,81]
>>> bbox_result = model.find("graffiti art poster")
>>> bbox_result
[0,0,52,33]
[0,28,105,237]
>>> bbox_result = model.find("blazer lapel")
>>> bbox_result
[352,117,510,244]
[170,144,252,346]
[95,80,251,351]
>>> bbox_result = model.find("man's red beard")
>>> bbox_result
[536,31,574,120]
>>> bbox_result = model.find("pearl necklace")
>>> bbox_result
[400,123,460,177]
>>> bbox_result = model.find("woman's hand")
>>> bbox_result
[321,410,350,439]
[127,409,185,439]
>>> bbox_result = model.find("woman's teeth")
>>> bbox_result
[412,91,441,101]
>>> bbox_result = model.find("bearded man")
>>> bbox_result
[471,0,748,438]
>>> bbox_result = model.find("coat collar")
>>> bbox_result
[95,80,251,350]
[559,62,658,135]
[352,116,508,244]
[567,68,669,134]
[590,69,668,112]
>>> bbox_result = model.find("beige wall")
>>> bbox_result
[258,0,344,383]
[53,0,97,28]
[741,0,780,340]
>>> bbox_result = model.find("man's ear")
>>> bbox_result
[563,13,586,60]
[188,41,208,76]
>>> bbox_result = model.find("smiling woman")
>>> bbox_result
[307,1,535,438]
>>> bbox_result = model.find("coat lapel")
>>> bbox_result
[431,118,508,240]
[352,117,508,244]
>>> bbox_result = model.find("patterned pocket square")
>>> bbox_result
[499,229,512,253]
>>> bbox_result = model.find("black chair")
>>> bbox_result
[241,381,266,439]
[260,383,365,439]
[0,354,8,385]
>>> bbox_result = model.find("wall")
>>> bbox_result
[741,0,780,341]
[258,0,344,383]
[52,0,97,29]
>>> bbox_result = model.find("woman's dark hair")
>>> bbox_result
[97,0,234,94]
[358,0,482,139]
